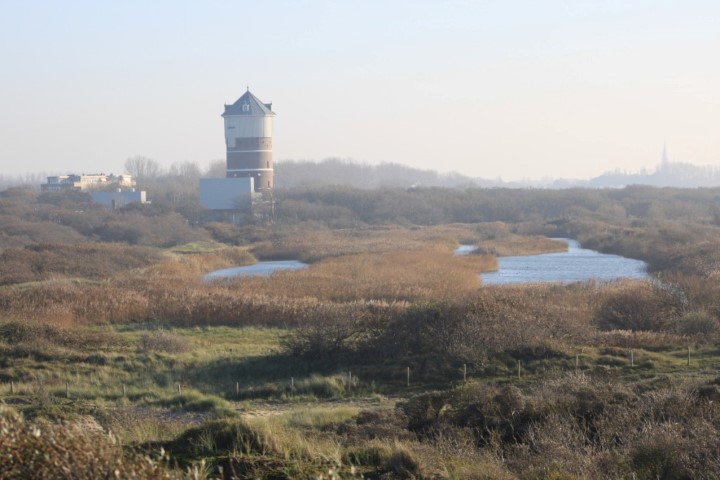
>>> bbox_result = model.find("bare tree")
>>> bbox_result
[204,159,226,178]
[124,156,161,180]
[168,161,201,180]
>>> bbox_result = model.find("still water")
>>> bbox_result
[480,239,648,285]
[203,260,308,281]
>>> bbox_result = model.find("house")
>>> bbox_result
[41,173,135,192]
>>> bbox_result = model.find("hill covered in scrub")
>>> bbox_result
[275,158,484,189]
[275,157,720,189]
[3,183,720,478]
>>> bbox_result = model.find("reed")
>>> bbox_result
[250,224,476,262]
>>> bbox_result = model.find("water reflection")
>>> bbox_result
[481,239,648,285]
[203,260,308,281]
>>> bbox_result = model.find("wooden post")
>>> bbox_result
[575,354,579,374]
[688,346,691,366]
[122,384,126,397]
[290,377,294,392]
[630,350,634,367]
[236,382,240,398]
[10,381,15,395]
[517,360,521,379]
[348,371,352,390]
[65,382,69,398]
[406,367,410,387]
[463,364,467,383]
[177,383,181,395]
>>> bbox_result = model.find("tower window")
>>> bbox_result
[242,103,250,112]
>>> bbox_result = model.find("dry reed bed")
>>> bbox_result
[236,247,497,302]
[158,246,256,276]
[0,243,162,285]
[1,223,711,356]
[0,238,496,326]
[250,224,478,262]
[478,236,567,256]
[0,267,706,355]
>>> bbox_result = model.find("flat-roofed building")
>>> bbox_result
[91,188,147,210]
[41,173,135,192]
[199,177,255,210]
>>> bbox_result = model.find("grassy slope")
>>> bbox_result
[3,319,720,478]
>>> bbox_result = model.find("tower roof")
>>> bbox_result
[661,143,669,164]
[222,89,275,117]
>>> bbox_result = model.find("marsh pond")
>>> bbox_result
[480,238,648,285]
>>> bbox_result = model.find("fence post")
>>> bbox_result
[11,381,15,395]
[122,384,126,397]
[575,354,579,374]
[348,371,352,391]
[291,377,294,392]
[406,367,410,387]
[236,382,240,399]
[688,346,691,366]
[177,383,182,395]
[463,364,467,383]
[65,382,69,398]
[630,350,634,367]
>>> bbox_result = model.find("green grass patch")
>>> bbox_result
[169,241,228,254]
[150,391,236,416]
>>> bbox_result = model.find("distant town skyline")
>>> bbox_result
[1,1,718,181]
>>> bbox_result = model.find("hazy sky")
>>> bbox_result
[1,1,718,181]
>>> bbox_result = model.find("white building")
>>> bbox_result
[41,173,135,192]
[199,177,255,210]
[91,189,147,210]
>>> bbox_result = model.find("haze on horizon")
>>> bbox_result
[1,1,718,182]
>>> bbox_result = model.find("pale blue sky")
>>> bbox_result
[1,0,718,180]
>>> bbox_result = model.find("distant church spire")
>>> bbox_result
[661,143,670,165]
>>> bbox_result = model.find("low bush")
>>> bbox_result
[170,418,274,456]
[384,446,422,479]
[675,311,719,338]
[292,374,348,399]
[0,321,121,350]
[151,391,234,416]
[343,442,393,466]
[595,281,685,332]
[0,406,186,479]
[0,243,162,285]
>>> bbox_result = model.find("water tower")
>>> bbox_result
[222,89,275,191]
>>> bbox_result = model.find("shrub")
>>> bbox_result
[151,391,234,416]
[0,321,121,350]
[292,374,348,398]
[383,446,422,479]
[170,418,273,456]
[0,243,162,285]
[343,443,392,466]
[675,311,719,338]
[595,281,685,332]
[0,406,185,479]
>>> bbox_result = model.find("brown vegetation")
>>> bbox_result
[0,406,198,479]
[5,184,720,477]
